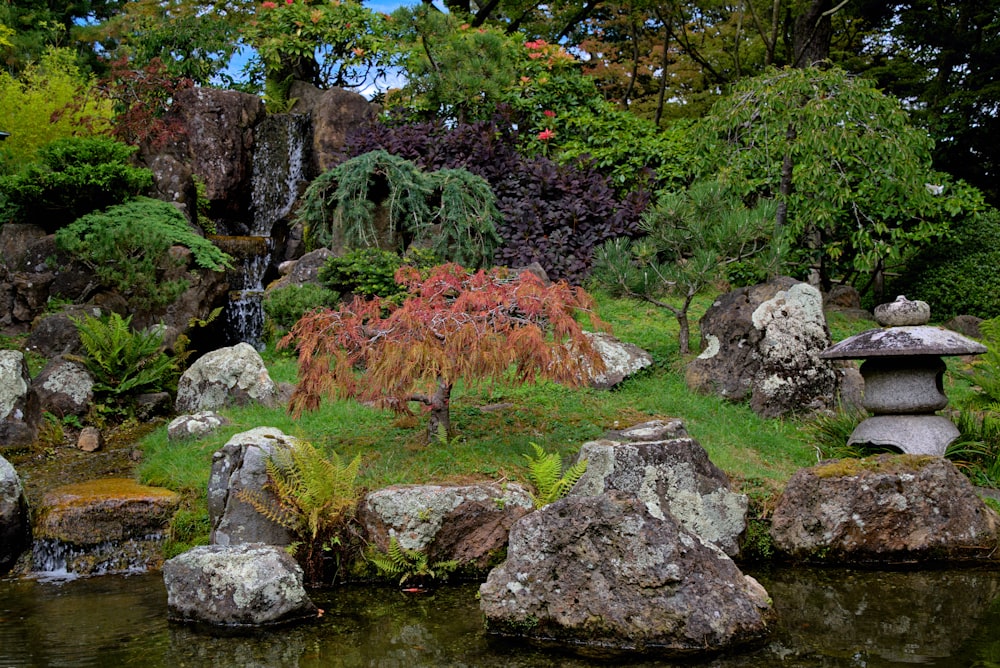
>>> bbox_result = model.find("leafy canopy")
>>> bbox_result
[282,263,608,438]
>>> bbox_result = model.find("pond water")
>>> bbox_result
[2,565,1000,668]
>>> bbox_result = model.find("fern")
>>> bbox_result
[969,316,1000,407]
[366,536,459,586]
[237,440,361,584]
[524,443,588,508]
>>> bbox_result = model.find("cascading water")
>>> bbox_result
[220,113,311,349]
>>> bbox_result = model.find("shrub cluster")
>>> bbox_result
[343,117,649,285]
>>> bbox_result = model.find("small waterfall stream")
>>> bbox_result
[219,113,311,348]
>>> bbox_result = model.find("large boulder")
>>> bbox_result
[289,82,375,173]
[359,482,534,570]
[31,478,180,575]
[0,455,30,575]
[175,342,280,413]
[571,420,747,557]
[479,492,773,656]
[163,543,318,628]
[686,278,839,418]
[582,331,653,389]
[208,427,297,546]
[0,350,40,448]
[770,454,1000,563]
[23,305,103,358]
[31,356,94,419]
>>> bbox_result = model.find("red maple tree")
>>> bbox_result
[282,263,608,439]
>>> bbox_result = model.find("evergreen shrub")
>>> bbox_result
[0,136,152,229]
[317,247,440,302]
[263,283,340,336]
[343,117,649,285]
[55,197,231,310]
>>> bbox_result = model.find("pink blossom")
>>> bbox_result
[285,0,293,5]
[261,1,277,7]
[543,109,556,118]
[537,128,555,141]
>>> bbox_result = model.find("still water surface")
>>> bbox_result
[2,566,1000,667]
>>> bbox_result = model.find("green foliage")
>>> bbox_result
[298,150,501,268]
[695,66,985,290]
[590,180,776,354]
[68,312,178,420]
[366,536,458,586]
[887,208,1000,320]
[805,406,870,461]
[55,197,231,311]
[238,440,361,583]
[318,247,407,301]
[967,317,1000,407]
[263,283,340,336]
[0,47,113,175]
[1,136,152,229]
[948,411,1000,488]
[523,443,588,508]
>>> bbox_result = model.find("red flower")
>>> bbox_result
[285,0,293,4]
[261,1,277,7]
[543,110,556,118]
[537,128,555,141]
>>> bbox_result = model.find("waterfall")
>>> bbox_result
[31,535,167,580]
[219,114,311,348]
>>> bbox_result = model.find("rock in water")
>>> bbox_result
[163,544,318,628]
[479,493,772,657]
[770,454,1000,562]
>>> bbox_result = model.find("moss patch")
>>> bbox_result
[813,454,938,479]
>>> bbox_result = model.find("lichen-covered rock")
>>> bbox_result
[163,544,318,627]
[686,278,839,418]
[32,478,180,575]
[31,356,94,419]
[571,420,747,557]
[581,331,653,389]
[479,493,773,656]
[23,306,102,358]
[208,427,296,546]
[175,343,279,413]
[874,295,931,326]
[0,455,30,575]
[359,482,534,570]
[770,454,1000,562]
[168,411,231,441]
[0,350,40,448]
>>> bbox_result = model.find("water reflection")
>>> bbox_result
[2,566,1000,667]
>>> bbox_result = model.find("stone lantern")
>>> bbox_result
[819,296,986,456]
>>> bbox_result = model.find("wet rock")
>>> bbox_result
[0,350,40,448]
[581,331,653,389]
[175,342,279,413]
[163,543,318,628]
[266,248,334,292]
[770,454,1000,563]
[32,478,181,575]
[77,426,102,452]
[31,356,94,419]
[0,455,31,575]
[208,427,296,546]
[479,493,773,656]
[167,411,231,441]
[686,278,839,418]
[359,482,534,570]
[571,421,747,557]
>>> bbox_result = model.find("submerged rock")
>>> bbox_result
[571,420,747,557]
[479,493,773,657]
[163,543,318,628]
[32,478,180,575]
[770,454,1000,563]
[0,455,30,575]
[359,482,534,570]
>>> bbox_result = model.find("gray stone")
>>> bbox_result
[582,331,654,389]
[874,295,931,327]
[571,422,747,557]
[860,356,948,414]
[23,306,102,358]
[167,411,231,441]
[163,544,318,627]
[359,482,534,570]
[175,343,279,413]
[0,455,30,575]
[208,427,297,546]
[770,454,1000,562]
[288,82,375,173]
[686,278,838,418]
[945,314,983,340]
[0,350,40,448]
[848,415,960,456]
[31,356,94,419]
[479,493,773,656]
[77,426,102,452]
[821,325,987,359]
[265,248,334,292]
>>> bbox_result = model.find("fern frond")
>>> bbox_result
[524,443,587,508]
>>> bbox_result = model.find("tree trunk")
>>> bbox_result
[676,311,690,355]
[792,0,834,68]
[426,379,453,442]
